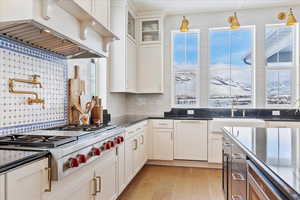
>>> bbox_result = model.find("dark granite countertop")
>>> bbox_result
[111,114,300,128]
[0,149,49,173]
[111,115,213,127]
[223,127,300,200]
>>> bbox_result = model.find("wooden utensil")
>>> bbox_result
[68,65,86,125]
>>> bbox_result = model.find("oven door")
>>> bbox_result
[247,160,286,200]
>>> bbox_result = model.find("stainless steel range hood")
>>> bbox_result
[0,20,103,59]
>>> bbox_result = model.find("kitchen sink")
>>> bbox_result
[210,118,266,132]
[212,118,265,123]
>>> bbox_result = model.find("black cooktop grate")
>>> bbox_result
[0,135,77,148]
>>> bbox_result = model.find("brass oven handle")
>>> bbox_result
[232,195,244,200]
[92,177,97,196]
[232,172,245,181]
[44,167,52,192]
[96,176,101,193]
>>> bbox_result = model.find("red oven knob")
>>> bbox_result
[92,148,101,156]
[69,158,79,168]
[105,142,111,150]
[115,137,121,144]
[109,140,115,147]
[78,154,87,163]
[114,137,119,144]
[119,136,124,143]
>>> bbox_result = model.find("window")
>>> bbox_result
[265,25,297,106]
[172,30,200,107]
[208,27,254,107]
[89,59,97,97]
[267,128,292,166]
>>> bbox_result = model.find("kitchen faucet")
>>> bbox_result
[295,98,300,114]
[231,98,238,117]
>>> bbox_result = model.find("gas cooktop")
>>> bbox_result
[46,124,116,132]
[0,134,76,148]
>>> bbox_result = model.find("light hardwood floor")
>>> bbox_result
[118,165,225,200]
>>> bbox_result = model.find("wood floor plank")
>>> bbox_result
[118,165,225,200]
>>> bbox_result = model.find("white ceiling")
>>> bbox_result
[131,0,300,14]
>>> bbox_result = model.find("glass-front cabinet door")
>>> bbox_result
[140,19,160,44]
[128,11,136,40]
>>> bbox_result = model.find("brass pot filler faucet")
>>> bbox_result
[8,75,45,109]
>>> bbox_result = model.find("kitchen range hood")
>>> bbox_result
[0,0,119,59]
[0,20,103,58]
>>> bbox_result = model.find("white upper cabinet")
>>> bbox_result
[110,2,164,93]
[137,44,163,93]
[174,120,208,161]
[110,0,137,93]
[73,0,110,28]
[126,38,137,92]
[93,0,111,28]
[140,18,161,45]
[136,16,164,93]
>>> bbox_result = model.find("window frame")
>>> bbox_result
[207,26,256,108]
[265,23,298,108]
[171,29,201,108]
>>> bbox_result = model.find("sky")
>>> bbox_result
[173,29,252,67]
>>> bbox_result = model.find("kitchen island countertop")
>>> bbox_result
[223,126,300,200]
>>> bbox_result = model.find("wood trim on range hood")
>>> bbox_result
[0,20,103,59]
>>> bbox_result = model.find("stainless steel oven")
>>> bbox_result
[247,160,286,200]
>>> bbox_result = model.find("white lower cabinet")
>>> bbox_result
[124,122,148,186]
[174,120,208,161]
[0,174,4,200]
[117,139,126,195]
[124,136,135,185]
[94,150,118,200]
[6,158,49,200]
[152,129,173,160]
[43,159,96,200]
[208,132,223,163]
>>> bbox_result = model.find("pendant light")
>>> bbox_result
[180,16,189,32]
[228,12,240,30]
[278,8,297,26]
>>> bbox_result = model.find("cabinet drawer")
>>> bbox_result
[152,120,173,129]
[125,120,147,139]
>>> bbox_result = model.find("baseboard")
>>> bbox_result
[146,159,222,169]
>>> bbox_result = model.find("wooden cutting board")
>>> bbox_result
[68,65,85,125]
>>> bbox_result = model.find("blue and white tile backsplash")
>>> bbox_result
[0,37,68,135]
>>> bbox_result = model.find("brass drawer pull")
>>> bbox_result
[92,177,97,196]
[141,135,144,144]
[133,139,138,150]
[158,123,168,125]
[232,153,245,160]
[44,167,52,192]
[232,172,245,181]
[232,195,243,200]
[96,176,101,193]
